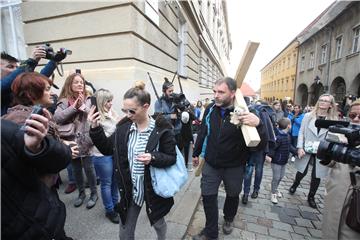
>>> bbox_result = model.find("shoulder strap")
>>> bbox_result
[200,105,215,157]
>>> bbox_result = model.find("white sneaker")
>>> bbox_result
[290,156,295,162]
[271,194,278,204]
[276,190,282,198]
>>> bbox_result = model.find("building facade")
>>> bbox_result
[295,1,360,106]
[260,40,298,103]
[1,0,231,112]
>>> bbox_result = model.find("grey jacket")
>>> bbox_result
[54,98,93,156]
[295,112,329,178]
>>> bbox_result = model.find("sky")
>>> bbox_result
[226,0,336,91]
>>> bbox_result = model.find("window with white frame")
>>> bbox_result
[352,26,360,53]
[335,35,343,59]
[1,0,26,59]
[309,51,315,69]
[320,44,327,64]
[300,55,305,71]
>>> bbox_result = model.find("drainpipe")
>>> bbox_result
[325,26,333,93]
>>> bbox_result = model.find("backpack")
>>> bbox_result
[250,104,277,129]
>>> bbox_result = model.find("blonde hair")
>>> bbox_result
[95,89,115,121]
[310,93,338,120]
[123,80,150,105]
[59,73,88,99]
[350,98,360,110]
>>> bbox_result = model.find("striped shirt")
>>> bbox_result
[127,117,155,206]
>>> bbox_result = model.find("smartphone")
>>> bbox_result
[20,105,44,131]
[90,96,98,113]
[75,69,81,74]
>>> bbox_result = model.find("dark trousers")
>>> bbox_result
[293,155,320,197]
[200,162,245,239]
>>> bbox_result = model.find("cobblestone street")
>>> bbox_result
[186,161,325,240]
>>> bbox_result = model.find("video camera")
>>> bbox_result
[44,43,72,62]
[171,93,190,112]
[315,119,360,167]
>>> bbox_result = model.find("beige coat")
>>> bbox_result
[296,112,329,178]
[322,162,360,239]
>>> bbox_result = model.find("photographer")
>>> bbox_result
[1,46,63,116]
[322,99,360,239]
[154,79,182,146]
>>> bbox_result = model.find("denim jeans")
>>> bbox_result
[66,163,75,184]
[243,150,265,195]
[92,155,119,213]
[72,156,97,195]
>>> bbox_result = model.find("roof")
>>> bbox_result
[240,82,256,97]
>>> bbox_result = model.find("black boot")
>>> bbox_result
[289,182,299,194]
[308,196,317,208]
[241,194,248,204]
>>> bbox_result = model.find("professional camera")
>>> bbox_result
[171,93,190,112]
[315,119,360,167]
[44,43,72,62]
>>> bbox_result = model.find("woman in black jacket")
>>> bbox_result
[88,81,176,240]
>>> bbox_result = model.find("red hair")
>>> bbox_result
[11,72,52,106]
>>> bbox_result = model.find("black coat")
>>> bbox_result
[1,120,71,240]
[89,115,177,225]
[193,103,268,168]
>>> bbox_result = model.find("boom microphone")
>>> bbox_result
[315,119,350,129]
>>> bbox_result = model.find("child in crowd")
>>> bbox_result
[267,118,297,204]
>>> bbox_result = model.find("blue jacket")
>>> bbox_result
[154,96,182,135]
[287,113,304,137]
[1,59,57,116]
[270,129,297,165]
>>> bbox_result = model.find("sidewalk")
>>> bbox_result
[185,161,325,240]
[60,169,201,240]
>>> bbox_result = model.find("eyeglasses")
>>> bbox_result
[318,99,331,103]
[121,108,136,115]
[348,112,360,120]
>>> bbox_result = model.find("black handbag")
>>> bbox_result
[346,171,360,233]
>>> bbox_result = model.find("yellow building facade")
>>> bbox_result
[260,40,298,103]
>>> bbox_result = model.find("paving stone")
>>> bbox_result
[269,228,291,239]
[251,203,272,211]
[239,214,258,224]
[217,195,225,209]
[233,219,246,230]
[292,226,311,236]
[312,220,322,230]
[264,211,280,221]
[291,232,309,240]
[271,205,284,214]
[298,205,319,213]
[272,220,294,232]
[247,223,268,235]
[241,230,256,240]
[279,212,296,225]
[295,218,314,228]
[300,211,319,221]
[284,208,301,217]
[255,233,279,240]
[256,217,273,228]
[308,228,322,238]
[243,208,265,218]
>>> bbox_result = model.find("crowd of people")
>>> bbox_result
[1,48,359,240]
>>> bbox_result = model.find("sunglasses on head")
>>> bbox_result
[121,108,136,115]
[348,112,360,120]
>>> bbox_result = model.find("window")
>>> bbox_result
[145,0,159,25]
[320,44,327,64]
[309,51,315,69]
[300,56,305,71]
[1,0,26,59]
[335,36,342,59]
[352,26,360,53]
